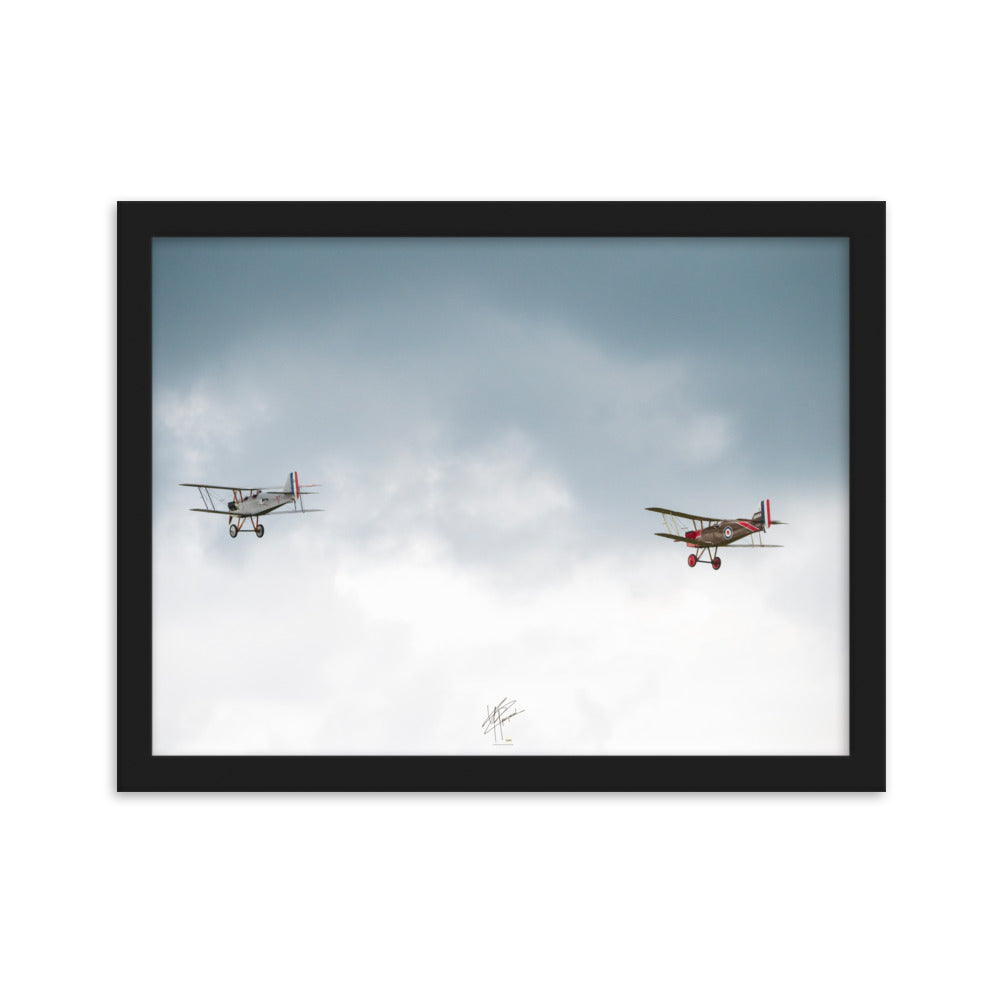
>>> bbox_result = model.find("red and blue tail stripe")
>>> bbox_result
[759,499,771,529]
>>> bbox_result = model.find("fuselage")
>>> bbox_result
[227,491,293,517]
[688,513,765,547]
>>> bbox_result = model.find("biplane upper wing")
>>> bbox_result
[646,506,723,523]
[647,506,723,539]
[180,482,263,491]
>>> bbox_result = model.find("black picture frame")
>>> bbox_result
[118,201,885,792]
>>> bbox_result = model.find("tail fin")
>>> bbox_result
[760,499,786,526]
[281,471,301,499]
[280,472,320,498]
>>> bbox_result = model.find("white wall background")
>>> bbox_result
[2,2,993,997]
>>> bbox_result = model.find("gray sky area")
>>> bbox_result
[152,237,849,755]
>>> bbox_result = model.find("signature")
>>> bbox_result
[482,697,524,744]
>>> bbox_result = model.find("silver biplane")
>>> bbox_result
[646,499,785,570]
[182,471,321,538]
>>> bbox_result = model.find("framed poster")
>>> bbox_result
[118,201,884,791]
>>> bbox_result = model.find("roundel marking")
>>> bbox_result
[724,525,734,539]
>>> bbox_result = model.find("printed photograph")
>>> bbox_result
[152,235,849,756]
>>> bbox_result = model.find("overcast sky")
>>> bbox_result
[152,236,849,755]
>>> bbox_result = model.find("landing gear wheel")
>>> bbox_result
[255,524,264,538]
[229,524,238,538]
[712,556,721,571]
[688,554,697,567]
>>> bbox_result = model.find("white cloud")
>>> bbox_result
[152,299,845,758]
[679,412,735,464]
[155,387,222,470]
[153,477,847,756]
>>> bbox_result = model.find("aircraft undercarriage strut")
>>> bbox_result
[228,513,264,538]
[687,547,721,570]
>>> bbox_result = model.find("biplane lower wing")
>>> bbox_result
[656,531,782,548]
[188,506,323,514]
[655,531,711,546]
